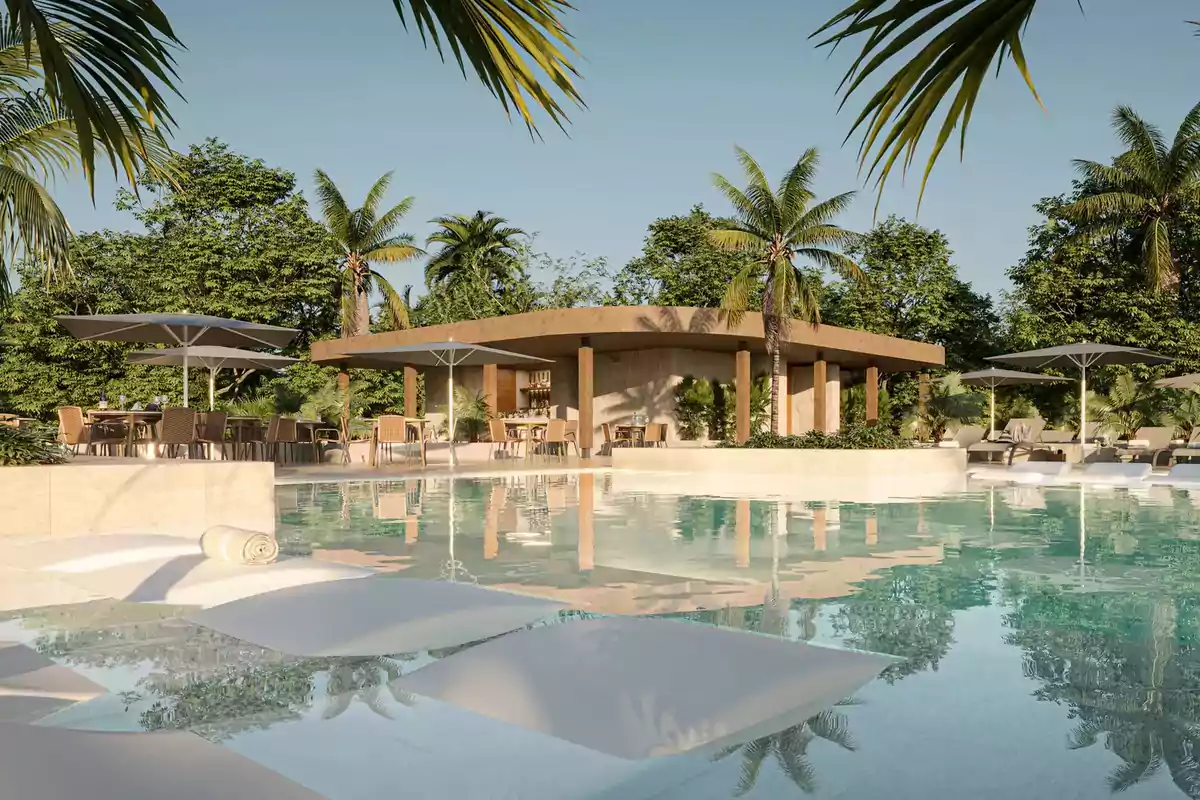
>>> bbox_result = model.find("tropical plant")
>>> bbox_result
[1166,388,1200,441]
[811,3,1197,208]
[1063,102,1200,291]
[424,210,527,318]
[713,709,856,796]
[1096,373,1166,439]
[914,373,984,442]
[313,169,422,338]
[731,424,910,450]
[842,383,893,429]
[224,393,279,421]
[0,422,63,464]
[710,147,862,435]
[439,385,490,443]
[672,374,712,440]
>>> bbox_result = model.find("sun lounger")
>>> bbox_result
[968,460,1071,484]
[1157,463,1200,485]
[1114,426,1175,465]
[967,417,1047,464]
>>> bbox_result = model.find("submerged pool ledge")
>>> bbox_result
[610,446,968,502]
[0,461,275,540]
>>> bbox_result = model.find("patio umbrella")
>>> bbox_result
[1156,373,1200,390]
[988,343,1172,445]
[335,341,554,466]
[55,313,299,408]
[128,346,299,410]
[959,367,1066,439]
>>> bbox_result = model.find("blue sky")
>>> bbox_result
[51,0,1200,300]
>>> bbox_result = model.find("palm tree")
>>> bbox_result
[313,169,422,338]
[709,147,863,434]
[424,210,527,318]
[426,210,526,286]
[813,3,1195,208]
[1063,103,1200,291]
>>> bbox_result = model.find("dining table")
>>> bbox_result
[504,418,550,458]
[87,409,162,454]
[615,423,648,447]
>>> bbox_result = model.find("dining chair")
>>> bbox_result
[643,422,667,448]
[542,419,569,460]
[375,415,409,464]
[58,406,124,456]
[601,423,629,455]
[235,419,265,461]
[155,408,198,459]
[563,419,580,456]
[196,411,229,461]
[265,416,299,464]
[489,419,521,459]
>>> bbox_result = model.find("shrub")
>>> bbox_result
[0,424,66,465]
[673,375,712,440]
[726,424,911,450]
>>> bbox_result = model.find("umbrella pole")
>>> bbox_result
[448,358,457,467]
[1080,364,1087,446]
[990,386,996,440]
[182,345,189,408]
[209,368,216,411]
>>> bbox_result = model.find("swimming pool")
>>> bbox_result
[6,476,1200,798]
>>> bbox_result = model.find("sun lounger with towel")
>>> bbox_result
[967,417,1047,464]
[200,525,279,565]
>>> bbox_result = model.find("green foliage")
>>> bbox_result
[672,375,712,440]
[841,383,892,430]
[609,206,757,307]
[1096,373,1167,439]
[913,374,985,443]
[824,216,999,371]
[0,423,64,465]
[1167,389,1200,440]
[447,386,491,443]
[730,424,911,450]
[0,140,342,417]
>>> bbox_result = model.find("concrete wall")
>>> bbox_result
[0,461,276,539]
[789,364,842,434]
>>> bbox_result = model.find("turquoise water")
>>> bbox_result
[7,477,1200,798]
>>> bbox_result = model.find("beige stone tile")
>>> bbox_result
[204,462,275,535]
[49,463,207,539]
[0,468,50,538]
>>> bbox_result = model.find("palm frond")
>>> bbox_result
[359,170,394,223]
[812,0,1043,209]
[807,710,857,750]
[1062,191,1150,224]
[778,147,818,220]
[0,161,68,281]
[708,228,764,252]
[8,0,182,191]
[0,91,75,180]
[711,170,767,230]
[720,264,759,328]
[797,247,865,284]
[363,233,423,264]
[795,191,858,232]
[1111,104,1168,169]
[313,168,352,245]
[1142,216,1174,291]
[1070,158,1151,196]
[392,0,583,135]
[372,269,413,331]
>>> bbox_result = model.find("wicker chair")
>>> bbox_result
[542,419,569,459]
[155,408,197,459]
[265,416,299,464]
[643,422,667,448]
[489,418,521,458]
[601,423,630,455]
[196,411,229,460]
[58,406,125,456]
[563,420,580,456]
[375,415,410,464]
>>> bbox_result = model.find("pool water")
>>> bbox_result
[7,476,1200,799]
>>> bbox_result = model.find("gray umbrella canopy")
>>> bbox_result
[988,343,1172,442]
[339,342,554,466]
[1157,373,1200,390]
[56,313,300,407]
[128,346,299,410]
[959,367,1067,439]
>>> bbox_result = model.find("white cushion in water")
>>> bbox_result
[0,535,200,575]
[54,555,372,608]
[1071,462,1152,484]
[0,723,322,799]
[400,617,894,760]
[186,577,568,657]
[1162,464,1200,485]
[0,642,107,724]
[1007,462,1071,484]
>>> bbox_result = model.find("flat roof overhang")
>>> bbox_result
[311,306,945,372]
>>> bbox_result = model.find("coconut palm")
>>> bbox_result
[813,3,1196,208]
[1063,103,1200,291]
[313,169,422,338]
[425,210,526,288]
[710,147,862,434]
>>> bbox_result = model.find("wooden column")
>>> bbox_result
[484,484,503,560]
[813,357,828,433]
[812,506,827,552]
[736,342,751,444]
[917,372,931,440]
[403,366,418,417]
[865,515,878,547]
[865,364,880,426]
[578,473,595,571]
[482,363,498,417]
[578,339,594,457]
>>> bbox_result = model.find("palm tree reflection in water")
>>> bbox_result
[713,706,857,796]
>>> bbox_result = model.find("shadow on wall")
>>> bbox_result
[635,307,722,336]
[611,375,677,426]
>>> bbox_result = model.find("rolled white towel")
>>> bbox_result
[200,526,279,566]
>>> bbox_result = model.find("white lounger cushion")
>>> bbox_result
[968,461,1069,484]
[1161,464,1200,485]
[401,617,894,760]
[187,577,568,657]
[1071,462,1152,484]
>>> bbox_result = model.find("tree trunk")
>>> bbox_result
[337,367,350,465]
[765,313,781,435]
[355,265,371,337]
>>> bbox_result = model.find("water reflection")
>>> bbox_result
[713,706,857,797]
